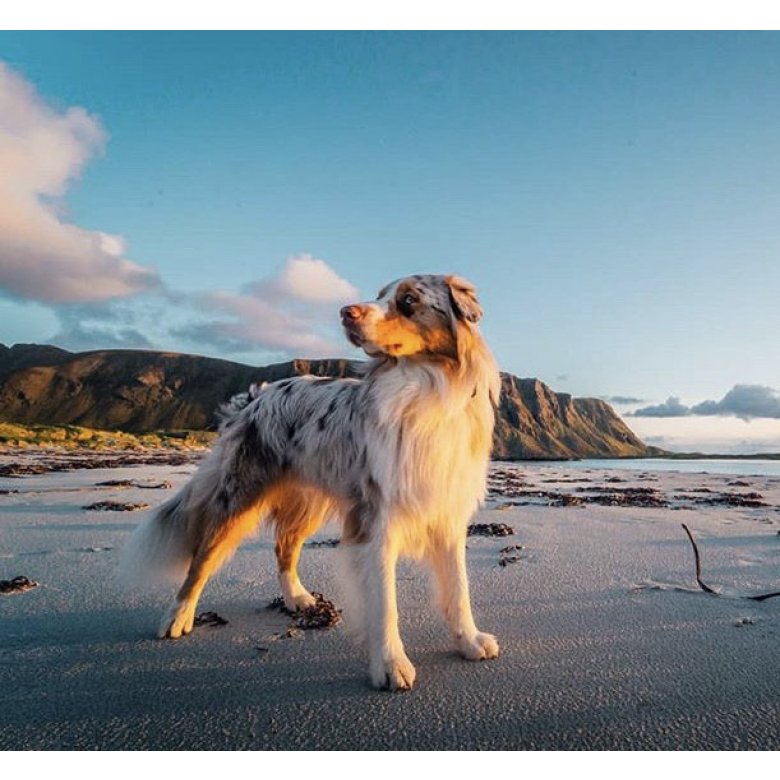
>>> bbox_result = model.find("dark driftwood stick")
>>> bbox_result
[750,590,780,602]
[681,523,780,602]
[681,524,718,594]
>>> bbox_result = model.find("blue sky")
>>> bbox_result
[1,31,780,451]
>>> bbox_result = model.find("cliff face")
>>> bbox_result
[0,344,649,459]
[493,375,647,459]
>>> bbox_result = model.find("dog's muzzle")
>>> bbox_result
[341,305,367,346]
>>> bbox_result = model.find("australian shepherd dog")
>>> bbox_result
[123,274,501,690]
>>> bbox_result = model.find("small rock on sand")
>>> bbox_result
[83,501,151,512]
[0,575,39,595]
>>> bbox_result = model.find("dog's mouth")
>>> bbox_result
[342,324,365,348]
[342,324,389,357]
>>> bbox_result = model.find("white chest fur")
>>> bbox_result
[367,360,496,526]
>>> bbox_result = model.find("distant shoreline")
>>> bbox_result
[1,422,778,461]
[499,452,780,462]
[644,452,780,461]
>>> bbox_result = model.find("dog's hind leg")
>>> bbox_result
[429,533,499,661]
[272,486,333,611]
[159,505,264,639]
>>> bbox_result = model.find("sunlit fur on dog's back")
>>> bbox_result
[123,273,501,690]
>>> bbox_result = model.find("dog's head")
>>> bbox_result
[340,274,483,360]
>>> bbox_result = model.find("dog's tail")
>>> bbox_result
[119,426,272,589]
[119,446,232,587]
[121,384,280,590]
[119,484,197,588]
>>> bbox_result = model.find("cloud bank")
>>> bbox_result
[602,395,647,405]
[45,254,360,359]
[631,385,780,421]
[0,61,159,304]
[175,254,360,357]
[49,302,155,352]
[631,396,691,418]
[690,385,780,421]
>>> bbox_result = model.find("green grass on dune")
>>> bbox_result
[0,422,217,451]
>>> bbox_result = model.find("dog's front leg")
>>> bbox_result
[430,535,499,661]
[353,531,416,691]
[367,535,416,691]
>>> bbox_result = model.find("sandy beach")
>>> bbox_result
[1,453,779,750]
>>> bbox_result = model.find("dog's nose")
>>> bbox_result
[340,305,363,323]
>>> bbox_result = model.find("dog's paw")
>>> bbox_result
[280,571,318,612]
[158,601,195,639]
[370,652,417,691]
[458,631,500,661]
[283,589,317,612]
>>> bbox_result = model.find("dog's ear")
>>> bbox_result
[446,275,483,323]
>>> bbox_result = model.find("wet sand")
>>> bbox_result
[1,455,779,749]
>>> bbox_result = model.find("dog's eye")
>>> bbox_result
[398,293,417,315]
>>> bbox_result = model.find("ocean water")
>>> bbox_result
[513,458,780,477]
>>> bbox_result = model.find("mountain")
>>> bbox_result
[0,344,650,459]
[493,375,649,459]
[0,343,73,381]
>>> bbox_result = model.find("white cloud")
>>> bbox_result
[177,254,360,357]
[0,61,159,304]
[246,253,359,303]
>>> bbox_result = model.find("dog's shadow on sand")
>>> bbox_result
[1,598,514,751]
